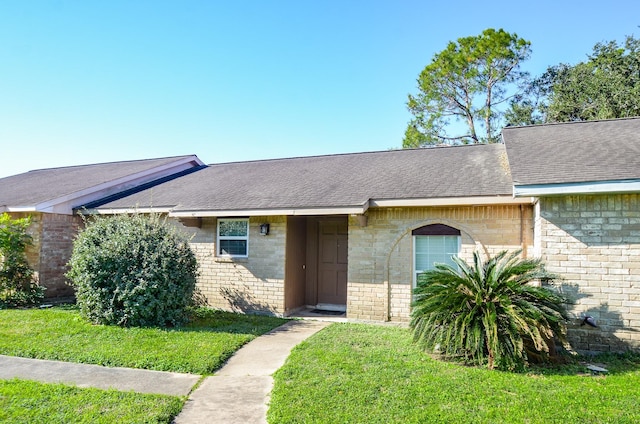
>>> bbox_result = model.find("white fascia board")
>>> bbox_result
[513,179,640,197]
[2,206,38,213]
[35,156,204,213]
[82,207,173,215]
[170,205,368,218]
[369,196,535,208]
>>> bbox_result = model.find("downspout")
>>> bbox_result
[519,204,527,257]
[385,258,391,322]
[385,232,407,322]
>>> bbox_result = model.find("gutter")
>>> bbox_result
[513,179,640,197]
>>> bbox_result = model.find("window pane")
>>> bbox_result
[219,220,248,237]
[431,253,448,266]
[415,253,430,271]
[220,240,247,256]
[445,236,458,253]
[428,236,445,250]
[415,235,459,273]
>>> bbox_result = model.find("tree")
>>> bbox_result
[547,35,640,122]
[404,28,531,147]
[504,67,557,126]
[410,250,570,371]
[0,213,45,307]
[67,214,198,327]
[507,35,640,124]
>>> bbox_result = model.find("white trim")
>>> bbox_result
[0,206,37,212]
[371,196,534,208]
[513,179,640,197]
[25,156,203,215]
[217,218,249,258]
[90,195,535,218]
[168,197,533,218]
[170,205,369,218]
[82,207,173,215]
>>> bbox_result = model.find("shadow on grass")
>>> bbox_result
[526,350,640,376]
[42,303,288,337]
[180,307,288,336]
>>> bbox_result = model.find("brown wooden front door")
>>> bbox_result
[317,220,348,305]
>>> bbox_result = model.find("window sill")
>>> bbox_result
[215,256,249,263]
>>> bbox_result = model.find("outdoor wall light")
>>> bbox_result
[581,315,597,328]
[260,223,270,236]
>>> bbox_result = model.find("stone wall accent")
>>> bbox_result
[347,205,533,322]
[538,194,640,352]
[175,216,287,316]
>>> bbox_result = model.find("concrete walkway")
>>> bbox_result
[174,320,330,423]
[0,319,330,423]
[0,354,199,396]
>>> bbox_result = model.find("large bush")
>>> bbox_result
[0,213,45,307]
[67,214,198,327]
[411,250,570,370]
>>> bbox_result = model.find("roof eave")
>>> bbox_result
[169,204,370,218]
[513,179,640,197]
[81,207,174,215]
[0,206,38,213]
[35,155,204,214]
[370,196,534,208]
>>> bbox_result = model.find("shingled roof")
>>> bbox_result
[0,155,204,214]
[503,118,640,192]
[93,144,521,216]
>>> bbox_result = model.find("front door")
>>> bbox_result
[317,220,348,306]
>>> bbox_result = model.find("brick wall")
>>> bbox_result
[6,212,80,299]
[38,213,81,298]
[538,194,640,352]
[347,205,533,322]
[174,216,287,315]
[171,205,533,322]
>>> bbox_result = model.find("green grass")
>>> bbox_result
[0,379,183,424]
[0,306,288,374]
[269,323,640,424]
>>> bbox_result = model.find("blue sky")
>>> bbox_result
[0,0,638,177]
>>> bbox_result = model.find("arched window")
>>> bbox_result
[412,224,461,285]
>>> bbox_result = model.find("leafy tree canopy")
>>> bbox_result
[404,28,531,147]
[506,34,640,125]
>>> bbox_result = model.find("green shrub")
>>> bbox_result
[66,214,198,327]
[411,250,570,370]
[0,213,45,307]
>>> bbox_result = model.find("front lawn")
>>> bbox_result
[0,379,183,424]
[269,323,640,424]
[0,306,288,374]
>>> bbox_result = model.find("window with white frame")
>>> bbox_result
[217,218,249,257]
[413,224,461,286]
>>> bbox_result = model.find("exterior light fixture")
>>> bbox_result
[581,316,597,327]
[260,223,270,236]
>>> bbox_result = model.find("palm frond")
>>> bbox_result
[411,249,570,370]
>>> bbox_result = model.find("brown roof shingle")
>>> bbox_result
[503,118,640,186]
[96,144,513,213]
[0,155,201,209]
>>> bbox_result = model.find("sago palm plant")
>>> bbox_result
[410,250,570,370]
